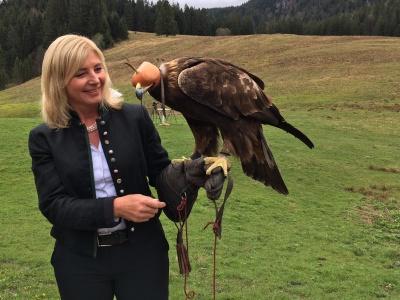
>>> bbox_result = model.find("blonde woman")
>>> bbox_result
[29,34,225,300]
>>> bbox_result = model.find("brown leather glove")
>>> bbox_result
[156,157,226,222]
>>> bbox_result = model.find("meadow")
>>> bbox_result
[0,32,399,299]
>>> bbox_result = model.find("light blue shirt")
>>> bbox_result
[91,142,126,234]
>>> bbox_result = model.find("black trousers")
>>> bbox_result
[51,241,169,300]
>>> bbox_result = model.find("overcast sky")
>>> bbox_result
[170,0,248,9]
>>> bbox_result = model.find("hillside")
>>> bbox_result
[210,0,400,36]
[1,31,399,116]
[239,0,378,18]
[1,32,399,298]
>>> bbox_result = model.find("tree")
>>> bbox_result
[215,27,231,36]
[68,0,84,34]
[154,0,178,36]
[134,0,145,31]
[123,0,135,30]
[43,0,68,46]
[143,0,157,32]
[240,16,254,35]
[108,11,128,41]
[12,56,33,84]
[0,67,6,90]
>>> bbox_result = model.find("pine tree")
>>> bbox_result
[0,46,5,89]
[155,0,178,36]
[240,16,254,35]
[109,11,128,41]
[144,1,157,33]
[124,0,135,30]
[43,0,68,46]
[68,0,84,34]
[0,67,6,90]
[134,0,145,31]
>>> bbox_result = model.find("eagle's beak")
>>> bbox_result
[135,83,144,100]
[135,83,152,100]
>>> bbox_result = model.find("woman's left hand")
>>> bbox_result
[113,194,166,222]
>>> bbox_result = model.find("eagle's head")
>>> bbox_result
[128,61,161,100]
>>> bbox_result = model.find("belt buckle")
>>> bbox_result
[97,232,113,247]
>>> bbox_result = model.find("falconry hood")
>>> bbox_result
[131,61,161,99]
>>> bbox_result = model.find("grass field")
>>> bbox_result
[0,32,399,299]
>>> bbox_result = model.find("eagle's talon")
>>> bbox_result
[204,156,230,177]
[171,156,190,165]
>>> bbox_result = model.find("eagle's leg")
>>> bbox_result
[182,117,221,159]
[203,142,233,177]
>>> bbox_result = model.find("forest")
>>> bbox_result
[0,0,399,89]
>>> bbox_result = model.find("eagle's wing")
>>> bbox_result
[177,58,272,121]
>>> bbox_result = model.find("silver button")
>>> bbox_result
[103,131,108,136]
[100,120,106,125]
[120,189,124,194]
[113,169,119,174]
[110,157,116,162]
[130,227,135,232]
[117,178,122,184]
[104,140,110,145]
[108,150,114,154]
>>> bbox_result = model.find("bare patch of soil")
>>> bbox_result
[346,184,399,225]
[345,184,398,202]
[369,165,400,174]
[354,203,384,225]
[307,101,400,112]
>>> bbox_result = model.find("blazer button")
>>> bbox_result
[117,178,122,184]
[120,189,125,194]
[130,226,135,232]
[100,120,106,125]
[110,157,116,163]
[108,150,114,154]
[103,131,108,136]
[104,140,110,145]
[113,169,119,174]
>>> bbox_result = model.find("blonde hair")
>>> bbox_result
[41,34,123,128]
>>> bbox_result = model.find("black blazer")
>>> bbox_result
[29,104,171,257]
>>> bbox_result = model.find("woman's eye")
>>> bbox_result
[95,66,103,73]
[75,72,85,77]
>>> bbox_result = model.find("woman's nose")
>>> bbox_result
[88,70,100,83]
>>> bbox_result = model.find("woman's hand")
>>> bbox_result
[113,194,166,222]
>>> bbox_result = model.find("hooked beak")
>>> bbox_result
[135,83,152,100]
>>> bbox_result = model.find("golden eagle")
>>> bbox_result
[127,57,314,195]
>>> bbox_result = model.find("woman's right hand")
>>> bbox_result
[113,194,166,222]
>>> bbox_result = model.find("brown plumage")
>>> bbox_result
[131,57,314,195]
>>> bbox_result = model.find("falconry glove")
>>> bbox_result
[156,157,226,222]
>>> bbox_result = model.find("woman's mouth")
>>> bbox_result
[84,88,101,96]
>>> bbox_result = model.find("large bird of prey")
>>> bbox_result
[128,57,314,195]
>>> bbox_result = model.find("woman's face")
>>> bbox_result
[66,50,106,110]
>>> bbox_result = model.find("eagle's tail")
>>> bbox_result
[256,104,314,149]
[241,127,288,195]
[277,121,314,149]
[269,104,314,149]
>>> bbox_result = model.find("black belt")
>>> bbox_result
[97,230,128,247]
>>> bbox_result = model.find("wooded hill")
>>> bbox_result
[1,0,399,90]
[211,0,400,36]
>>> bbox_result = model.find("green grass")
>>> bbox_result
[0,32,399,299]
